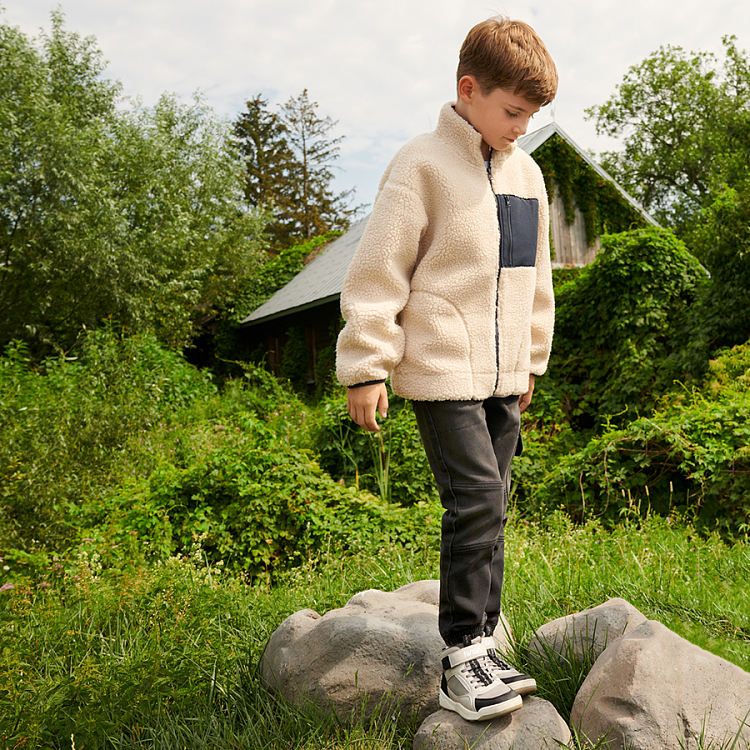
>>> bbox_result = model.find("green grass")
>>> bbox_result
[1,514,748,749]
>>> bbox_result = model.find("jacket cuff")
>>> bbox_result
[348,379,386,389]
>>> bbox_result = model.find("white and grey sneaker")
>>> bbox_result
[481,635,537,696]
[439,636,523,721]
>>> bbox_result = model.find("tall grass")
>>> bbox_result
[1,514,747,749]
[1,331,748,748]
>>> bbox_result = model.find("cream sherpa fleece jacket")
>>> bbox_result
[336,102,554,402]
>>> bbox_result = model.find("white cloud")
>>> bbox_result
[4,0,749,205]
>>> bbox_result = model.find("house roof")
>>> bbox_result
[241,216,370,326]
[241,122,655,327]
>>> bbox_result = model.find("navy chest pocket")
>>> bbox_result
[496,194,539,268]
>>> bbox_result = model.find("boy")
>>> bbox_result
[336,17,557,722]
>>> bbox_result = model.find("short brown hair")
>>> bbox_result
[457,17,558,106]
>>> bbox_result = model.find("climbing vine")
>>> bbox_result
[533,134,648,245]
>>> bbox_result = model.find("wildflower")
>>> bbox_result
[0,583,15,592]
[37,582,52,588]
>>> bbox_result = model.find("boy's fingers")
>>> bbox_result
[379,390,389,419]
[362,408,380,431]
[348,402,379,431]
[347,383,387,431]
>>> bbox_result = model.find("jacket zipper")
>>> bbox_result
[486,150,502,392]
[503,196,513,268]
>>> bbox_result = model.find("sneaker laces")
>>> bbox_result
[461,657,494,687]
[487,651,514,671]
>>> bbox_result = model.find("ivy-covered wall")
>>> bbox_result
[532,134,649,245]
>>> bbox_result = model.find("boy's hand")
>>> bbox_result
[347,382,389,432]
[518,374,535,414]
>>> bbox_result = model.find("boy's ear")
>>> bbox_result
[457,75,479,105]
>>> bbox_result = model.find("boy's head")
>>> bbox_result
[457,17,557,107]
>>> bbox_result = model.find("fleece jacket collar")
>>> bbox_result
[436,102,517,173]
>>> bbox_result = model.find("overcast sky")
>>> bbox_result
[3,0,748,209]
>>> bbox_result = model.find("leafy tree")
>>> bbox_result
[112,94,268,347]
[586,36,750,237]
[0,13,266,354]
[234,90,362,249]
[682,166,750,369]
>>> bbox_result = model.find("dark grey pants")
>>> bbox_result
[412,396,520,646]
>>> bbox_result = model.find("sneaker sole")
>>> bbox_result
[502,676,537,696]
[439,689,523,721]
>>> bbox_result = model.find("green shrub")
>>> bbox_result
[314,390,438,506]
[87,410,441,580]
[0,327,216,552]
[543,226,707,429]
[524,342,750,533]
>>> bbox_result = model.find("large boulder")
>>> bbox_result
[413,697,571,750]
[571,619,750,750]
[528,597,647,670]
[260,580,514,723]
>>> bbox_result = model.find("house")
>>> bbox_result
[241,122,656,388]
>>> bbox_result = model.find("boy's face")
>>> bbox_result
[455,76,540,159]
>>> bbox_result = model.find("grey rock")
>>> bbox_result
[528,597,647,671]
[413,697,572,750]
[390,579,441,606]
[261,579,515,723]
[571,619,750,750]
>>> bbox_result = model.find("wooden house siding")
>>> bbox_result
[549,186,600,267]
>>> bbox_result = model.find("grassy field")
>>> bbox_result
[1,512,748,749]
[1,331,748,747]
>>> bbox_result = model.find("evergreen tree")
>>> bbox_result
[279,89,360,241]
[234,90,362,250]
[234,96,297,249]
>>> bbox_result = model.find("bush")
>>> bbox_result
[0,333,445,583]
[80,405,441,581]
[523,342,750,533]
[542,226,707,429]
[0,327,216,552]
